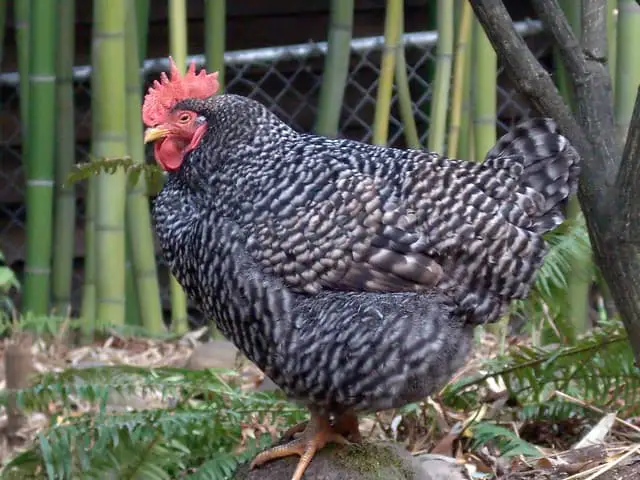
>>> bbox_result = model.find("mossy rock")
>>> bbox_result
[234,442,425,480]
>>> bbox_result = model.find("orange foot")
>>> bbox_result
[250,413,352,480]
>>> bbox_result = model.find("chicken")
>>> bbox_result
[142,59,580,480]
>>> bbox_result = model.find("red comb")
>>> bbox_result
[142,57,220,126]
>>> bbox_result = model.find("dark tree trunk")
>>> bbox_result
[468,0,640,365]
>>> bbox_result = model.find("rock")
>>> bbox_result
[234,441,469,480]
[414,453,470,480]
[184,340,242,370]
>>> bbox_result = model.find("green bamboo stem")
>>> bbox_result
[372,0,403,146]
[393,11,420,149]
[136,0,150,63]
[315,0,354,137]
[22,0,57,315]
[124,0,165,334]
[81,20,101,338]
[457,21,474,161]
[557,1,589,340]
[395,53,420,149]
[447,0,472,158]
[471,19,497,160]
[81,21,102,338]
[80,177,97,339]
[92,0,128,328]
[565,200,591,339]
[615,0,640,144]
[124,241,140,326]
[608,0,618,89]
[427,0,454,154]
[204,0,226,90]
[556,0,581,111]
[168,0,190,334]
[14,0,29,133]
[51,0,76,316]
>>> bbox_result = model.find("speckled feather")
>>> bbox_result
[152,93,580,413]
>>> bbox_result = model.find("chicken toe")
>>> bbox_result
[250,413,350,480]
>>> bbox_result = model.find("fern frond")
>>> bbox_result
[444,321,639,414]
[64,156,166,195]
[535,216,593,299]
[0,364,306,479]
[185,437,271,480]
[468,422,540,457]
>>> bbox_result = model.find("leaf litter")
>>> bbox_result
[0,327,637,479]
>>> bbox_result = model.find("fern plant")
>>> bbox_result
[65,156,166,196]
[442,319,638,421]
[0,366,306,479]
[512,213,596,343]
[0,250,20,317]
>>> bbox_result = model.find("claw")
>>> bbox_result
[280,420,308,441]
[250,414,351,480]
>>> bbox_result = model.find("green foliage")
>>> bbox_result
[534,215,594,304]
[468,422,540,457]
[0,366,305,479]
[0,314,176,342]
[443,320,638,417]
[64,156,166,196]
[0,250,20,315]
[0,252,20,321]
[513,214,596,342]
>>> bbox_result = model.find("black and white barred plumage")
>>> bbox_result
[152,93,580,413]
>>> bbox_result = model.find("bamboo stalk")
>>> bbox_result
[447,0,472,158]
[81,11,101,338]
[615,0,640,143]
[393,11,420,149]
[80,176,97,338]
[22,0,57,315]
[168,0,190,334]
[14,0,29,133]
[315,0,354,137]
[124,241,139,326]
[92,0,128,327]
[136,0,150,62]
[471,18,497,160]
[204,0,226,90]
[556,0,581,111]
[81,18,103,338]
[457,18,474,161]
[124,0,165,334]
[372,0,403,146]
[608,0,618,89]
[428,0,454,154]
[558,1,589,340]
[51,0,76,316]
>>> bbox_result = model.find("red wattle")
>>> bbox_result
[155,138,185,171]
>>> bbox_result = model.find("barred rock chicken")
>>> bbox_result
[143,59,580,480]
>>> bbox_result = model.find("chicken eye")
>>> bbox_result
[178,113,191,123]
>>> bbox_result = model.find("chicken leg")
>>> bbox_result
[281,412,362,443]
[250,413,352,480]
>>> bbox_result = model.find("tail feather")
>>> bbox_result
[484,118,581,234]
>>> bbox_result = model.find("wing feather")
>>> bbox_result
[246,172,444,295]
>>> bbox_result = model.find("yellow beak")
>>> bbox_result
[144,127,171,144]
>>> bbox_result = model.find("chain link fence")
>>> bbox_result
[0,20,550,319]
